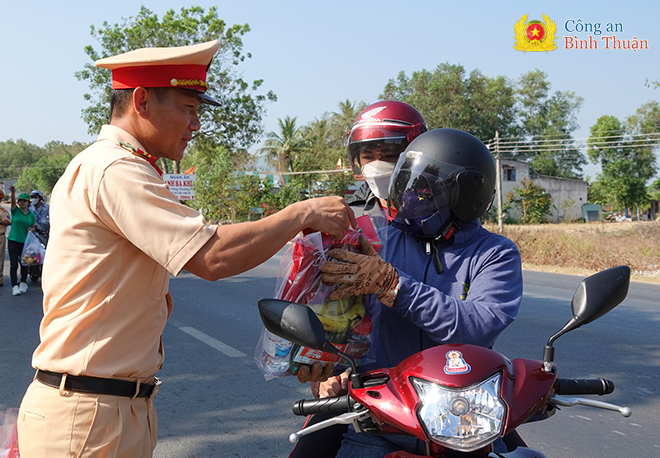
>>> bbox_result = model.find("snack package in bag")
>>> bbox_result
[254,216,380,380]
[0,408,20,458]
[20,231,45,267]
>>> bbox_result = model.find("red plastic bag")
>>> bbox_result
[0,408,20,458]
[255,219,380,380]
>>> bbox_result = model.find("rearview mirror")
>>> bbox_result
[543,265,630,370]
[571,265,630,324]
[258,298,329,351]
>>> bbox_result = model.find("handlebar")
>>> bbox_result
[555,378,615,396]
[292,395,353,416]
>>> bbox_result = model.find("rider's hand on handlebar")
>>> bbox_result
[312,370,349,398]
[296,361,334,384]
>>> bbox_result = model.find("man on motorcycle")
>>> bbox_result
[28,190,49,282]
[319,128,524,457]
[288,101,428,458]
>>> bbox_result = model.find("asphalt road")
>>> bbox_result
[1,248,658,457]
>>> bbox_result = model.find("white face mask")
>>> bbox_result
[362,161,395,200]
[31,198,39,206]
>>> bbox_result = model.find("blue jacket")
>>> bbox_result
[362,218,523,372]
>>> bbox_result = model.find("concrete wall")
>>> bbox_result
[491,158,588,223]
[534,175,588,222]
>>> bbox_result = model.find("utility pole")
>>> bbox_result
[495,130,503,233]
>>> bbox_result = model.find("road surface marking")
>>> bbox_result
[178,326,246,358]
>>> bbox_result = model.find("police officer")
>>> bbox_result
[0,188,11,287]
[17,40,355,458]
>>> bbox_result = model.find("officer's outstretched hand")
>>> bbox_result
[321,235,399,307]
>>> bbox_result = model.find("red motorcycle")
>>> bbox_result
[258,265,632,457]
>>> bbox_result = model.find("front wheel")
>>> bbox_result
[29,265,42,282]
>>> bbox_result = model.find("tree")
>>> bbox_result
[75,6,276,165]
[0,139,42,181]
[587,111,658,213]
[0,140,87,188]
[380,64,516,140]
[505,178,554,224]
[511,70,586,179]
[17,154,75,194]
[258,116,307,183]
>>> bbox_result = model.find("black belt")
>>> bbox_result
[36,370,161,399]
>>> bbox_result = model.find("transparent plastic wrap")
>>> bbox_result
[0,408,19,458]
[254,216,381,380]
[20,231,45,267]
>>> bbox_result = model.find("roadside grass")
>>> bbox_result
[484,221,660,283]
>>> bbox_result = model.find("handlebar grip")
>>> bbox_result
[555,378,615,396]
[292,395,352,416]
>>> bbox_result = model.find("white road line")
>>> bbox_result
[178,326,246,358]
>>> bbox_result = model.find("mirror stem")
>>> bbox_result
[333,347,363,389]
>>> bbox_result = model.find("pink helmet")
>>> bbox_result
[347,101,427,174]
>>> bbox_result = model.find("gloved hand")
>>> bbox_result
[296,361,335,384]
[321,235,399,307]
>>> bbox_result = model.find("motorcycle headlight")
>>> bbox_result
[411,373,505,452]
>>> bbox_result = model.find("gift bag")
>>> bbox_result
[254,216,380,380]
[20,231,45,267]
[0,408,20,458]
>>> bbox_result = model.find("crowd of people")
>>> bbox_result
[0,39,523,458]
[0,187,49,296]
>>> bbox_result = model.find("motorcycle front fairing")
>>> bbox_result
[350,344,556,454]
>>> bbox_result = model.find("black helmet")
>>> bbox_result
[388,128,496,236]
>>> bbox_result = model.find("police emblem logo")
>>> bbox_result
[514,14,557,52]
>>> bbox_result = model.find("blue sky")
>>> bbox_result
[1,0,658,178]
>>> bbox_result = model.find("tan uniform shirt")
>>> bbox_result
[0,206,9,235]
[32,125,216,380]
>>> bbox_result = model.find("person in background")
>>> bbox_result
[27,189,50,282]
[288,101,428,458]
[17,40,355,458]
[7,186,35,296]
[320,128,523,457]
[28,190,50,240]
[345,101,427,223]
[0,188,11,287]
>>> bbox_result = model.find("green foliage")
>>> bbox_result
[16,154,75,194]
[1,140,86,192]
[380,66,586,179]
[506,178,555,224]
[587,110,658,212]
[511,70,586,179]
[649,177,660,201]
[257,100,367,202]
[380,64,516,140]
[258,116,306,179]
[0,139,42,180]
[75,5,276,151]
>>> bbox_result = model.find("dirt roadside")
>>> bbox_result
[485,221,660,285]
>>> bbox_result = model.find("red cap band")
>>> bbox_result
[111,64,209,92]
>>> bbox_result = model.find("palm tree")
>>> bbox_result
[258,116,306,184]
[332,99,366,143]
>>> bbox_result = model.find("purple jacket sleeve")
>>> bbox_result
[390,236,522,349]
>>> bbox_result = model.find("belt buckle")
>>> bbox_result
[149,377,162,400]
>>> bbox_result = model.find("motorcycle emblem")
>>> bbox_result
[444,350,471,375]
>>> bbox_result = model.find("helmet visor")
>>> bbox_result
[389,151,466,221]
[348,134,409,174]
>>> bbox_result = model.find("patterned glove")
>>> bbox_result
[321,236,399,307]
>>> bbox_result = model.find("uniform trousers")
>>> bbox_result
[18,379,158,458]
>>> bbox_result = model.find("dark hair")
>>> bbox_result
[109,89,134,121]
[109,87,171,121]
